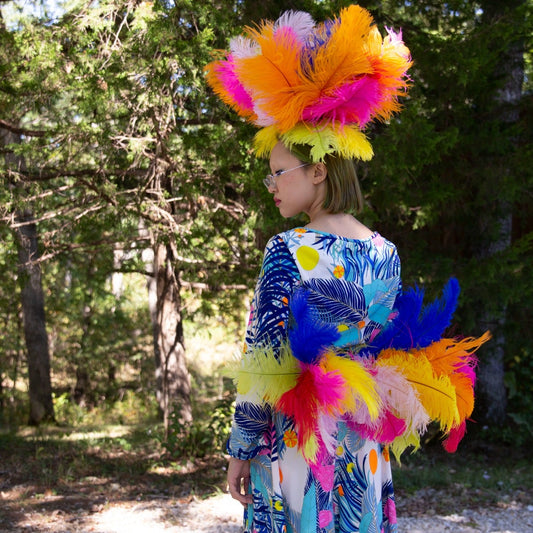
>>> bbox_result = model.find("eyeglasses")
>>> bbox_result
[263,163,311,189]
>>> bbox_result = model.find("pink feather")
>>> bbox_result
[374,410,407,443]
[253,99,276,126]
[347,410,406,444]
[455,353,478,386]
[443,420,467,453]
[302,77,382,127]
[214,55,254,112]
[277,364,345,451]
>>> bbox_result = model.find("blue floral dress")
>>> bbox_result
[228,228,402,533]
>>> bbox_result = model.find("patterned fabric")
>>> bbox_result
[228,228,401,533]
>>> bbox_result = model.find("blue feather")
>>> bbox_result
[288,288,340,364]
[366,278,461,354]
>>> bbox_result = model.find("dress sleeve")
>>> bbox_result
[227,234,301,460]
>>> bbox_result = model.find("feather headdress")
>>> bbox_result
[205,5,412,162]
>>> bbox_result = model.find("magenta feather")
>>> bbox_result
[374,410,407,443]
[302,77,382,127]
[442,420,467,453]
[214,55,254,112]
[277,363,345,452]
[455,353,478,385]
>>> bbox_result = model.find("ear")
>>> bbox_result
[312,162,327,185]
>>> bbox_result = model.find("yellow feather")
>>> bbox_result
[390,431,421,463]
[378,349,459,431]
[302,434,319,463]
[231,342,299,404]
[253,125,280,158]
[321,351,380,420]
[281,123,373,162]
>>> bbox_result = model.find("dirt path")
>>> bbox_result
[4,492,532,532]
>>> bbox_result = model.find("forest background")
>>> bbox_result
[0,0,532,494]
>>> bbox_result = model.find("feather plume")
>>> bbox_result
[253,125,279,158]
[229,35,260,59]
[348,409,406,444]
[390,430,421,462]
[237,23,304,131]
[205,5,411,161]
[374,410,407,443]
[302,76,381,128]
[449,371,475,422]
[232,343,299,404]
[372,363,430,434]
[274,10,315,42]
[424,332,490,378]
[281,123,373,162]
[204,56,255,117]
[316,412,339,458]
[288,289,340,364]
[321,351,380,419]
[365,26,412,122]
[277,364,345,463]
[378,349,459,432]
[301,6,372,90]
[369,278,461,354]
[442,420,467,453]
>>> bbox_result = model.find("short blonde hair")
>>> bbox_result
[287,144,364,214]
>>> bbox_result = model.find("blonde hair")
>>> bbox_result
[287,144,364,214]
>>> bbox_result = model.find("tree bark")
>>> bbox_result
[149,239,192,433]
[15,210,55,424]
[1,125,55,425]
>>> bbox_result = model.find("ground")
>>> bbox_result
[1,427,532,532]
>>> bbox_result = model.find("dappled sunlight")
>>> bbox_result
[90,494,243,533]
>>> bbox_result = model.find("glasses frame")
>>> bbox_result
[263,163,311,189]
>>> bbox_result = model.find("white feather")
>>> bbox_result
[230,36,260,59]
[274,10,315,42]
[317,413,338,456]
[375,364,430,433]
[253,101,276,126]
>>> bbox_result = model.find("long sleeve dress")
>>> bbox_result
[228,227,402,533]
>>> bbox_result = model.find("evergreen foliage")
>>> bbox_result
[0,0,531,443]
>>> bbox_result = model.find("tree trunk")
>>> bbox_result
[1,125,55,425]
[149,240,192,433]
[475,0,525,425]
[15,210,55,424]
